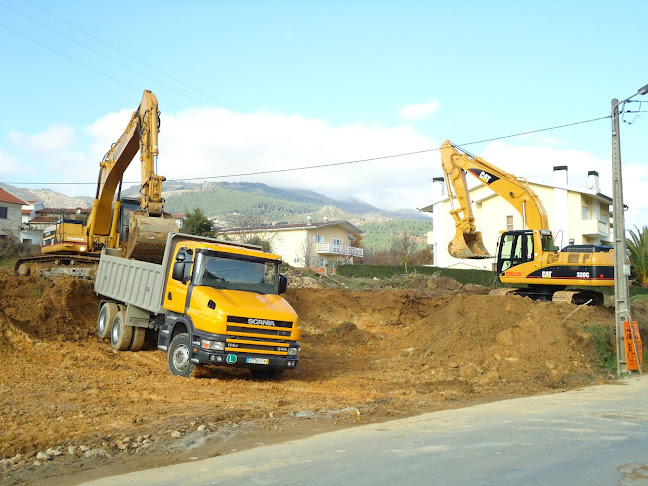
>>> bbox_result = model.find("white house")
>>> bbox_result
[0,188,28,239]
[421,167,612,270]
[219,218,364,268]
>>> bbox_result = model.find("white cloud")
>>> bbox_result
[9,124,76,152]
[81,107,439,211]
[398,101,440,121]
[0,150,22,177]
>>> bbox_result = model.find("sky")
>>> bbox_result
[1,0,647,230]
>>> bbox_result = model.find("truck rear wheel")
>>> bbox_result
[97,303,118,340]
[129,327,146,352]
[110,311,133,351]
[168,333,195,377]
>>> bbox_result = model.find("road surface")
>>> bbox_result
[84,375,648,486]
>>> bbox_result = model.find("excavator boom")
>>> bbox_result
[439,140,549,258]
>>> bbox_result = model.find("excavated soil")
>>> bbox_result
[0,270,634,485]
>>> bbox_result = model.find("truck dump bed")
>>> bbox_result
[94,248,166,314]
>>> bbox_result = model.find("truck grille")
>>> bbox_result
[226,316,293,356]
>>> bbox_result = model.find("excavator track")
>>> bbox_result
[489,288,519,297]
[552,290,604,306]
[15,253,100,278]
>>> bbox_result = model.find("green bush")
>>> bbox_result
[336,264,499,287]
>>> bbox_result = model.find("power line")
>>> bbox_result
[19,0,228,108]
[0,115,611,186]
[0,1,206,108]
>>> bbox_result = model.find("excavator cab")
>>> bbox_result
[496,230,535,274]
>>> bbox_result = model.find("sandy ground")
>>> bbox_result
[0,270,638,485]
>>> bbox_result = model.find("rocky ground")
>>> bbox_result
[0,269,643,485]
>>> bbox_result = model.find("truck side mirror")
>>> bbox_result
[172,262,185,281]
[278,274,288,294]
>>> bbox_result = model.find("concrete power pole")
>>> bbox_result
[610,98,631,375]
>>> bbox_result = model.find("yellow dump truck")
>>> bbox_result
[94,233,300,379]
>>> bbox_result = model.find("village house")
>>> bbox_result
[0,188,28,240]
[218,217,364,269]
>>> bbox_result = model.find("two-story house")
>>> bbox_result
[0,188,28,239]
[421,167,613,270]
[219,217,364,268]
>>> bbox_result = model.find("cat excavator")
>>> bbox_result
[439,140,614,305]
[16,90,178,276]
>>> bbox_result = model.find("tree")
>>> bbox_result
[627,225,648,286]
[182,208,214,237]
[224,215,276,253]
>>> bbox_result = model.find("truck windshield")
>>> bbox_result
[193,253,279,295]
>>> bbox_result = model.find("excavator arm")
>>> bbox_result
[86,90,165,246]
[440,140,549,258]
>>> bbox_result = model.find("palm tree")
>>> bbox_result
[626,225,648,286]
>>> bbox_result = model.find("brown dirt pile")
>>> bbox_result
[0,270,620,483]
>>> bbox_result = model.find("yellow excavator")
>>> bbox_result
[17,90,178,276]
[440,140,614,305]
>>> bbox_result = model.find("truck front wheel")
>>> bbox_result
[168,333,195,377]
[97,302,118,340]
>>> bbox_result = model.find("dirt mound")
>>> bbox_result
[0,272,98,342]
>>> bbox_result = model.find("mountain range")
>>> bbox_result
[3,181,432,251]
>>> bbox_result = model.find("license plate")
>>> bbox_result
[246,357,269,365]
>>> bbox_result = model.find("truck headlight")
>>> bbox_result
[201,340,225,351]
[287,347,298,356]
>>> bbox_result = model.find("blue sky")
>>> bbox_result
[1,1,647,227]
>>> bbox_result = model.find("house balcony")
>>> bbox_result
[581,219,609,238]
[317,243,364,258]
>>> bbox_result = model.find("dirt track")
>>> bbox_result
[0,270,630,485]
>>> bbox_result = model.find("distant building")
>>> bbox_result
[421,167,612,270]
[218,218,364,268]
[0,188,28,239]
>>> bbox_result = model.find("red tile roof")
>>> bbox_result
[0,188,27,205]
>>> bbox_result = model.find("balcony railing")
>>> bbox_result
[317,243,363,258]
[581,218,609,237]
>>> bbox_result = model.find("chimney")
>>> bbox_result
[587,170,600,193]
[553,165,568,186]
[307,216,312,225]
[432,177,445,199]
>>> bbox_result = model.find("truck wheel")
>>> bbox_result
[129,327,146,352]
[168,333,195,377]
[97,303,118,340]
[110,310,133,351]
[250,369,285,380]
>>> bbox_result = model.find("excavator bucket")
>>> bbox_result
[123,211,179,263]
[448,230,491,259]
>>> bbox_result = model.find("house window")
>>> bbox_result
[506,215,513,231]
[332,238,342,250]
[317,258,326,267]
[312,234,324,243]
[0,207,7,219]
[582,206,589,220]
[294,257,301,265]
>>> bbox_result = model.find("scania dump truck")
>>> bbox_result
[94,233,300,379]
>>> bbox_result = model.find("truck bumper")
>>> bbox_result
[194,349,299,370]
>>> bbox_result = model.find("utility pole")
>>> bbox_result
[611,83,648,375]
[611,98,631,375]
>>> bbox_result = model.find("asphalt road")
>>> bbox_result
[84,375,648,486]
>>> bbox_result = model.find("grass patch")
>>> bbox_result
[579,324,616,375]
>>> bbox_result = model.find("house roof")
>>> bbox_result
[35,208,92,215]
[221,220,363,235]
[28,216,58,224]
[0,188,28,206]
